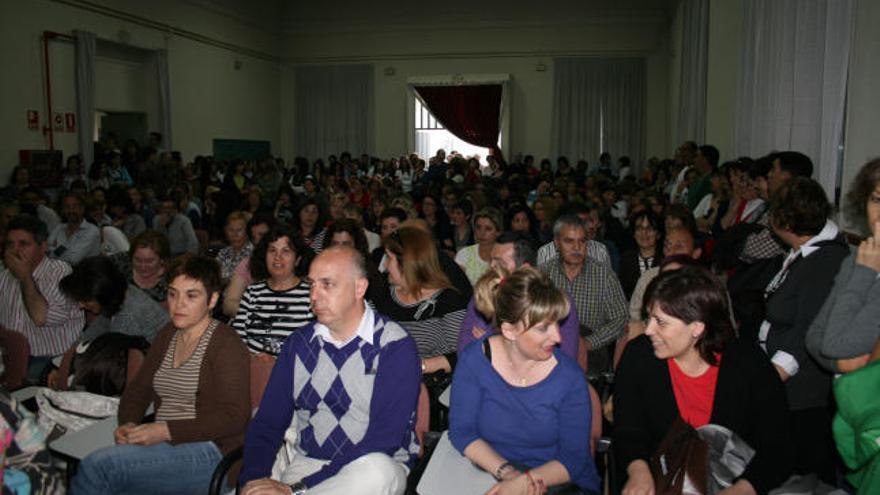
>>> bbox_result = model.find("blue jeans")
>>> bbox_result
[70,441,222,495]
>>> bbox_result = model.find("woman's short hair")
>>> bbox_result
[769,177,831,237]
[323,218,369,256]
[474,265,569,330]
[59,256,127,316]
[383,225,452,296]
[166,254,222,297]
[250,224,313,281]
[226,210,248,226]
[473,207,503,232]
[845,157,880,233]
[644,267,735,366]
[129,230,171,261]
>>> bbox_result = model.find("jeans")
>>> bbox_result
[70,441,222,495]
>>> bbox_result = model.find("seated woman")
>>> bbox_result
[614,267,793,495]
[109,230,172,304]
[808,158,880,373]
[449,266,600,495]
[221,213,274,318]
[216,211,253,285]
[59,256,169,344]
[373,225,467,376]
[761,178,848,484]
[231,225,314,357]
[455,207,503,285]
[618,210,663,300]
[71,254,250,494]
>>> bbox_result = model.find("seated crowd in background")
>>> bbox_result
[0,135,878,494]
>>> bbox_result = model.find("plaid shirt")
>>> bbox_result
[740,210,786,263]
[539,258,627,350]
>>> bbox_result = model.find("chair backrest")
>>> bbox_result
[0,328,30,390]
[125,348,145,385]
[415,383,430,456]
[194,229,209,255]
[250,354,276,410]
[577,338,589,373]
[589,383,602,456]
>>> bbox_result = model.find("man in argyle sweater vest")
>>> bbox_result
[240,247,420,495]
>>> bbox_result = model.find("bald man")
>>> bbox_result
[240,247,421,495]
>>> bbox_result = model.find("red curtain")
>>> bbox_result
[414,84,503,158]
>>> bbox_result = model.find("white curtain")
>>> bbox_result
[735,0,854,198]
[677,0,709,146]
[74,30,96,169]
[294,64,373,160]
[552,58,646,167]
[154,49,173,151]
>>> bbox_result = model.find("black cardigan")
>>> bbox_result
[612,336,794,494]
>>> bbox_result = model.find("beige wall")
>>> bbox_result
[280,17,674,164]
[704,0,741,161]
[0,0,281,181]
[840,0,880,230]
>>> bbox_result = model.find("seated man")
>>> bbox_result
[0,214,83,380]
[240,246,421,495]
[152,197,199,256]
[47,190,100,265]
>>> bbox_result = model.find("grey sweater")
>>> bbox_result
[80,285,170,343]
[806,252,880,373]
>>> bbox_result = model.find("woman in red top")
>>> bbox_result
[614,267,793,495]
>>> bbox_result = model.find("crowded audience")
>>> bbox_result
[1,134,878,494]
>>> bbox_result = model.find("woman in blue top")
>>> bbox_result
[449,265,600,495]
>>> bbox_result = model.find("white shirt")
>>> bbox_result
[312,302,375,349]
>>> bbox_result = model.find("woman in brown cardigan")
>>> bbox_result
[71,255,250,495]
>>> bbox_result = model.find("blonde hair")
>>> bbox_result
[384,225,452,296]
[475,265,570,330]
[226,210,248,226]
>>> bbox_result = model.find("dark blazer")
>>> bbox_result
[764,234,849,411]
[612,336,794,495]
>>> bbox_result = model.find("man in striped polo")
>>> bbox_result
[240,246,421,495]
[0,214,83,381]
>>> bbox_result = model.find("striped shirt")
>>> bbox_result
[153,320,217,421]
[231,280,314,356]
[0,257,83,356]
[374,285,467,361]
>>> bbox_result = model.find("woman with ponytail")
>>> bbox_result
[449,266,600,495]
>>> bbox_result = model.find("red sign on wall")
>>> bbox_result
[27,110,39,130]
[53,113,64,132]
[65,113,76,132]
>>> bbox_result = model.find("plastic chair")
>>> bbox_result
[0,327,30,390]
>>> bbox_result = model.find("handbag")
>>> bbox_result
[650,416,709,495]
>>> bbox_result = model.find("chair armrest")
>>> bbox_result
[209,445,244,495]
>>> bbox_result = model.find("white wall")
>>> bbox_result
[280,13,674,164]
[0,0,281,182]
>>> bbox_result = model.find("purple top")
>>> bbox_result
[457,295,580,360]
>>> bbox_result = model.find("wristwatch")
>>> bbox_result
[289,481,307,495]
